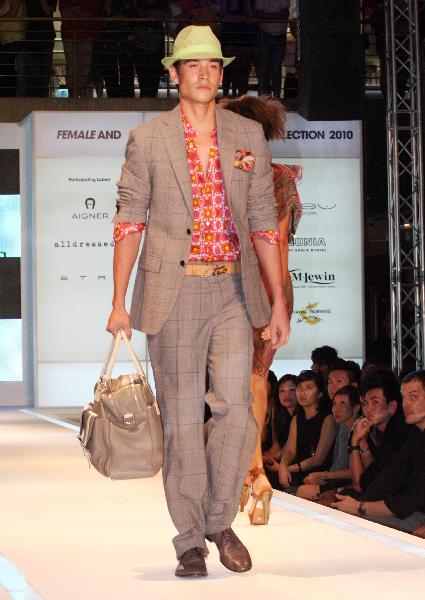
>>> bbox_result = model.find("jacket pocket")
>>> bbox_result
[140,255,161,272]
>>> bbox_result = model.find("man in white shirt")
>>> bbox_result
[254,0,290,97]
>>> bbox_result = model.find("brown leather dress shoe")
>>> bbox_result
[206,528,252,572]
[175,547,208,577]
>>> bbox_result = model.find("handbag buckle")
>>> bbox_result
[123,413,135,425]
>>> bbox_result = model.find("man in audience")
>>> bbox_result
[311,345,338,385]
[348,369,409,495]
[327,359,361,401]
[333,370,425,533]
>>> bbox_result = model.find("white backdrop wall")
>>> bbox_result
[31,111,363,406]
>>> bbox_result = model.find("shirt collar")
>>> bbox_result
[180,107,217,141]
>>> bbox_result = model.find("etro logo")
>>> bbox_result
[290,269,336,285]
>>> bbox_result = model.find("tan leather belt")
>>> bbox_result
[185,261,242,277]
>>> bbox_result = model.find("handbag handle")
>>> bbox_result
[102,330,147,382]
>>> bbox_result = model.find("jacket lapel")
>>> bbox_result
[216,107,236,207]
[161,105,194,217]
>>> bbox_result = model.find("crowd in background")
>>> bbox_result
[0,0,394,99]
[258,345,425,537]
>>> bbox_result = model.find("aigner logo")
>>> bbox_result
[72,198,109,220]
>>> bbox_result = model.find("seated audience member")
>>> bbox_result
[267,370,337,491]
[333,370,425,534]
[296,385,361,501]
[349,369,409,495]
[263,374,298,462]
[311,345,338,386]
[327,359,361,401]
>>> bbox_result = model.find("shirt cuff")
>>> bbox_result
[251,230,280,245]
[113,222,145,242]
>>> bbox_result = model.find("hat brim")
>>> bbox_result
[162,52,235,69]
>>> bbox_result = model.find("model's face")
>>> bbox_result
[401,379,425,430]
[169,59,223,104]
[296,380,321,408]
[327,370,351,400]
[279,380,297,409]
[332,394,357,424]
[361,387,396,426]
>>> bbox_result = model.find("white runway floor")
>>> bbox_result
[1,409,425,600]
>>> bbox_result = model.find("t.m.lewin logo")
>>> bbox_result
[290,269,336,286]
[295,302,331,325]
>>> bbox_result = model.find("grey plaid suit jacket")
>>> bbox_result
[113,104,279,335]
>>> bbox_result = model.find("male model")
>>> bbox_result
[107,25,289,577]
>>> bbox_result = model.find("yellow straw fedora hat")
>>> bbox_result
[161,25,235,69]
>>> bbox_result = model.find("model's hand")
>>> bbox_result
[278,462,292,487]
[269,302,290,349]
[332,494,360,515]
[352,417,372,445]
[261,325,271,340]
[106,306,132,339]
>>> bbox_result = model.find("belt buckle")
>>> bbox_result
[201,264,228,277]
[212,264,228,276]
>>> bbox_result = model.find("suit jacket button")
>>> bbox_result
[180,260,186,267]
[187,228,192,235]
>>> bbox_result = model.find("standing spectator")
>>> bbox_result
[311,345,339,386]
[59,0,102,97]
[191,0,220,28]
[364,1,385,94]
[253,0,289,98]
[98,0,135,97]
[327,359,361,401]
[220,0,253,97]
[132,0,170,97]
[0,0,26,97]
[23,1,57,97]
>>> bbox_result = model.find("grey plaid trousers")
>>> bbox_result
[148,272,258,558]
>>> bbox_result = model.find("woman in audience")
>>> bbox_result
[221,95,302,525]
[270,370,337,492]
[263,374,298,463]
[296,385,361,502]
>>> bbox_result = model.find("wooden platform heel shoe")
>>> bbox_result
[248,467,273,525]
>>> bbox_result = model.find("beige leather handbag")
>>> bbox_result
[78,330,163,479]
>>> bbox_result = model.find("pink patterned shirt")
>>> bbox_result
[114,110,280,257]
